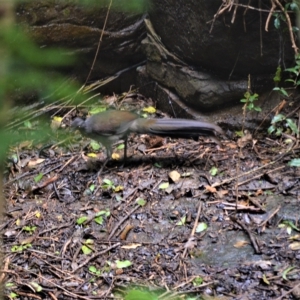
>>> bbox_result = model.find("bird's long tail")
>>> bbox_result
[130,118,224,139]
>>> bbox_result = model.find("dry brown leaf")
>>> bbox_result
[237,131,252,148]
[205,185,217,193]
[234,240,249,248]
[184,236,197,249]
[226,142,238,149]
[289,242,300,250]
[168,170,181,183]
[28,158,45,167]
[121,243,142,249]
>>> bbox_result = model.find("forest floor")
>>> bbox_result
[2,93,300,300]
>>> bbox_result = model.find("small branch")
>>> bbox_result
[230,216,261,254]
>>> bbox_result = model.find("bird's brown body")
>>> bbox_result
[71,110,223,160]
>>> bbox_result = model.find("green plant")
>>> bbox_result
[271,54,300,139]
[240,91,261,112]
[285,53,300,86]
[268,113,299,136]
[22,225,37,234]
[273,54,300,97]
[273,1,299,32]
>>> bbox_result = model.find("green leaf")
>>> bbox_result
[89,106,106,115]
[11,245,22,252]
[285,79,295,83]
[196,222,208,233]
[244,91,251,98]
[286,118,299,134]
[103,179,113,186]
[77,216,88,225]
[23,243,32,249]
[90,140,101,151]
[89,265,101,275]
[89,266,98,273]
[94,216,104,225]
[273,66,282,83]
[23,226,37,234]
[117,143,125,150]
[89,184,95,192]
[249,93,259,100]
[192,276,203,286]
[273,87,289,97]
[280,88,289,97]
[136,198,147,206]
[115,195,123,202]
[271,114,285,124]
[34,173,43,183]
[10,292,18,299]
[283,220,300,231]
[115,260,132,269]
[125,289,157,300]
[285,67,299,76]
[282,266,295,280]
[209,166,218,176]
[30,282,43,292]
[159,182,169,189]
[24,120,32,128]
[82,244,93,255]
[102,178,115,189]
[274,17,280,29]
[235,130,244,137]
[10,154,18,164]
[275,127,283,136]
[96,209,110,217]
[288,158,300,167]
[262,273,270,285]
[176,215,186,226]
[291,2,298,10]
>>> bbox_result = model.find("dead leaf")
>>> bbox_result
[237,131,252,148]
[216,189,228,198]
[18,141,33,149]
[227,142,238,149]
[143,106,156,114]
[205,185,217,193]
[234,240,249,248]
[51,116,63,130]
[184,236,197,249]
[103,95,118,106]
[169,170,181,183]
[252,260,272,270]
[255,189,263,196]
[28,158,45,167]
[121,243,141,249]
[112,153,120,160]
[289,242,300,250]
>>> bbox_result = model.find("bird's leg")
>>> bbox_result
[96,146,112,177]
[97,138,128,178]
[96,157,109,177]
[123,137,128,162]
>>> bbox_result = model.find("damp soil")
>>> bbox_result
[2,95,300,299]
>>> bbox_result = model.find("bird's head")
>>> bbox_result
[71,117,86,133]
